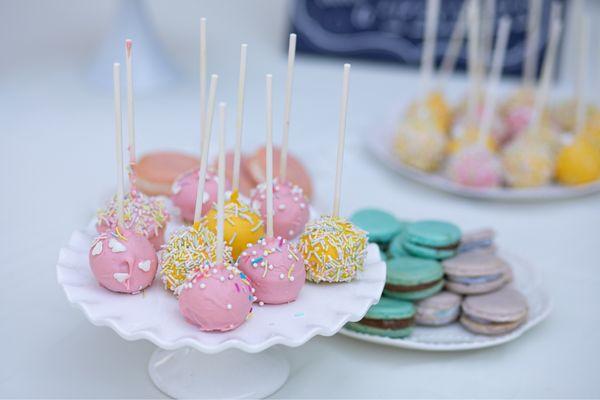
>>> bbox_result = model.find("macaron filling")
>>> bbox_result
[447,272,503,285]
[462,313,526,326]
[457,239,493,253]
[385,279,443,293]
[358,316,415,330]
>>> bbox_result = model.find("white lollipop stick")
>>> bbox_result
[199,18,207,145]
[125,39,136,190]
[523,0,542,86]
[481,0,496,72]
[529,4,562,133]
[280,33,297,182]
[265,74,274,238]
[233,44,248,192]
[574,15,589,136]
[479,17,511,145]
[467,0,481,126]
[216,102,227,264]
[438,1,467,87]
[420,0,441,93]
[193,74,219,227]
[113,63,124,228]
[332,64,351,218]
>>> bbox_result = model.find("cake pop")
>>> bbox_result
[90,63,158,294]
[171,168,224,223]
[394,118,447,171]
[446,16,512,188]
[249,35,310,240]
[178,101,254,332]
[238,75,305,303]
[299,64,368,283]
[97,41,169,250]
[160,75,234,292]
[203,45,265,257]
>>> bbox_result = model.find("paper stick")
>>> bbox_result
[124,39,136,192]
[529,6,562,132]
[199,18,207,146]
[479,17,511,145]
[438,1,467,86]
[193,74,219,226]
[265,74,274,238]
[420,0,440,93]
[216,102,227,264]
[233,44,248,192]
[574,15,588,136]
[481,0,496,73]
[279,33,297,182]
[467,0,480,126]
[113,63,124,228]
[332,64,350,218]
[523,0,542,86]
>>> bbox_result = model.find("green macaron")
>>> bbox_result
[387,232,409,259]
[384,256,444,300]
[403,220,461,260]
[350,208,404,247]
[346,297,415,338]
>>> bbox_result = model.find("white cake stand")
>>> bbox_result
[56,220,386,398]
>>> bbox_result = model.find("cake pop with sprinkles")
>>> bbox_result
[90,63,158,294]
[250,34,310,240]
[238,74,305,304]
[299,64,368,283]
[446,17,511,188]
[204,44,264,258]
[178,102,254,332]
[97,40,169,250]
[160,75,233,292]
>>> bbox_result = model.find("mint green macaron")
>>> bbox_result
[350,208,405,246]
[346,297,415,338]
[384,256,444,300]
[403,220,461,260]
[387,232,409,259]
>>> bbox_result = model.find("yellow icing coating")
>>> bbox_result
[405,91,451,133]
[501,136,555,188]
[159,225,233,292]
[556,137,600,185]
[203,192,264,259]
[299,216,368,283]
[394,118,447,172]
[581,110,600,150]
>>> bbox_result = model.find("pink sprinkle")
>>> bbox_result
[235,283,240,292]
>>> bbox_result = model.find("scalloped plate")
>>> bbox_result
[56,218,386,354]
[365,117,600,201]
[339,251,552,351]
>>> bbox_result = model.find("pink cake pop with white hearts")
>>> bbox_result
[178,100,254,332]
[240,76,305,304]
[90,63,158,294]
[171,168,227,223]
[89,228,158,294]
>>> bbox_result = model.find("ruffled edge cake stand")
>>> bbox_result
[56,219,386,398]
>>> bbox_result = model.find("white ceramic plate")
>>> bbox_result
[365,118,600,201]
[339,250,552,351]
[56,218,386,354]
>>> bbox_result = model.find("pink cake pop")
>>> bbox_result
[446,145,503,187]
[250,179,309,240]
[238,236,305,304]
[89,228,158,294]
[171,168,229,223]
[177,264,254,331]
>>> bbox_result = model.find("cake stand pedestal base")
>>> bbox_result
[148,347,290,399]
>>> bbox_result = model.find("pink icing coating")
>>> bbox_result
[504,106,533,143]
[446,146,503,188]
[250,179,309,240]
[237,236,305,304]
[89,228,158,294]
[171,168,229,223]
[178,264,254,332]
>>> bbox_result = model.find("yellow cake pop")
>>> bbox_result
[394,117,447,172]
[405,91,452,134]
[556,137,600,185]
[501,135,555,188]
[203,191,264,259]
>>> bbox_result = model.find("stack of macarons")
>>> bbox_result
[346,208,528,338]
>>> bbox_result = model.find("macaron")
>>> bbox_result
[350,208,405,248]
[443,250,512,295]
[384,256,444,300]
[135,151,199,196]
[387,232,409,259]
[457,228,496,254]
[415,291,462,326]
[404,220,461,260]
[460,287,528,335]
[346,297,415,338]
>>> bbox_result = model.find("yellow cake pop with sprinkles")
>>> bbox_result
[556,137,600,185]
[298,64,368,283]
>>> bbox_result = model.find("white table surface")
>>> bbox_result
[2,1,600,398]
